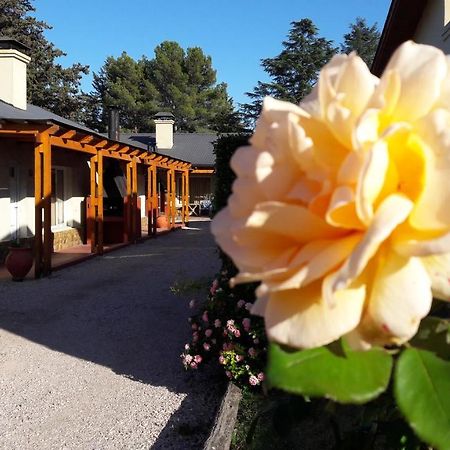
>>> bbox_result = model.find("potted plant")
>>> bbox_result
[5,238,33,281]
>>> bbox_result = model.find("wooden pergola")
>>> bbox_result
[0,120,191,278]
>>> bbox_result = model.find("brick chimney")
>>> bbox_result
[154,112,175,149]
[0,38,31,110]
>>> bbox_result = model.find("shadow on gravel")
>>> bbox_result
[0,220,225,448]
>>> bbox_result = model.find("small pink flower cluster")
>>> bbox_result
[249,372,265,386]
[182,353,203,369]
[226,319,241,338]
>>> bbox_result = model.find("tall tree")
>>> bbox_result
[92,41,238,133]
[0,0,89,120]
[144,41,235,132]
[92,52,159,132]
[341,17,380,67]
[241,19,337,124]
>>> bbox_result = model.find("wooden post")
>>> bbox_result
[185,169,190,224]
[34,138,43,278]
[42,133,52,276]
[152,165,157,235]
[132,157,138,242]
[166,169,172,228]
[89,155,97,253]
[146,165,152,236]
[97,152,104,255]
[125,161,132,242]
[171,168,176,227]
[181,170,186,226]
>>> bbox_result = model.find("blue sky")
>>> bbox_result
[34,0,391,106]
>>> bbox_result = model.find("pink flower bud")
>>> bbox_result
[191,323,198,330]
[202,311,209,322]
[257,372,265,382]
[210,279,219,295]
[242,318,251,331]
[225,371,232,379]
[219,355,225,364]
[235,355,244,362]
[205,329,213,338]
[189,300,196,309]
[203,343,211,351]
[184,344,190,350]
[249,375,259,386]
[234,329,241,338]
[214,319,222,328]
[248,347,257,357]
[190,362,198,369]
[194,355,202,364]
[237,299,246,308]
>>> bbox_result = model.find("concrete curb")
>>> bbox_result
[204,383,242,450]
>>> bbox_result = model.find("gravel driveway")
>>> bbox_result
[0,220,224,449]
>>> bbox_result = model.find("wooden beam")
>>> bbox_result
[80,135,95,144]
[50,136,97,154]
[191,169,215,174]
[34,139,43,278]
[95,139,109,149]
[58,130,77,139]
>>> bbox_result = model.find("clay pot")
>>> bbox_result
[5,247,33,281]
[156,214,169,229]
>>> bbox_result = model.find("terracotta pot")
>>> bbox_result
[5,247,33,281]
[156,214,169,229]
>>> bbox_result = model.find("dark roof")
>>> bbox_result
[122,132,216,168]
[154,111,175,119]
[371,0,428,76]
[0,37,30,53]
[0,100,190,164]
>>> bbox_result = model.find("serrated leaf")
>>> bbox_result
[394,348,450,450]
[267,341,393,404]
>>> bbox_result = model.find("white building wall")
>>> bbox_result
[414,0,450,52]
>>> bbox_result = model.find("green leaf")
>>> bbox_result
[394,348,450,450]
[267,341,393,404]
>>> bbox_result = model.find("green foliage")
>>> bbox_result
[180,271,267,390]
[91,52,159,132]
[0,0,89,120]
[268,341,393,404]
[213,134,250,214]
[395,348,450,450]
[341,17,380,67]
[241,18,337,123]
[92,41,240,133]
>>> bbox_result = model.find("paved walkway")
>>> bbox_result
[0,220,224,449]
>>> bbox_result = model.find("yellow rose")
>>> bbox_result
[212,41,450,350]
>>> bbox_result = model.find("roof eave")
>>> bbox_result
[371,0,428,77]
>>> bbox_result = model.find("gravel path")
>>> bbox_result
[0,220,225,449]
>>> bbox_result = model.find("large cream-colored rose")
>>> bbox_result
[212,41,450,350]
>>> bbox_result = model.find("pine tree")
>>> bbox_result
[0,0,89,120]
[341,17,380,67]
[241,19,337,124]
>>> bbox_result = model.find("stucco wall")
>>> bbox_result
[0,141,90,246]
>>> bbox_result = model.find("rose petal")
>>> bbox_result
[374,41,447,122]
[420,253,450,301]
[264,280,365,348]
[356,140,389,224]
[326,186,365,229]
[330,194,413,292]
[362,252,432,344]
[409,109,450,231]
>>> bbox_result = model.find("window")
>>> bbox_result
[51,168,65,226]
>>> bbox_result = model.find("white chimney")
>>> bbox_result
[154,112,175,149]
[0,38,31,110]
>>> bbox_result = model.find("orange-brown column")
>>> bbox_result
[42,133,52,276]
[34,138,43,278]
